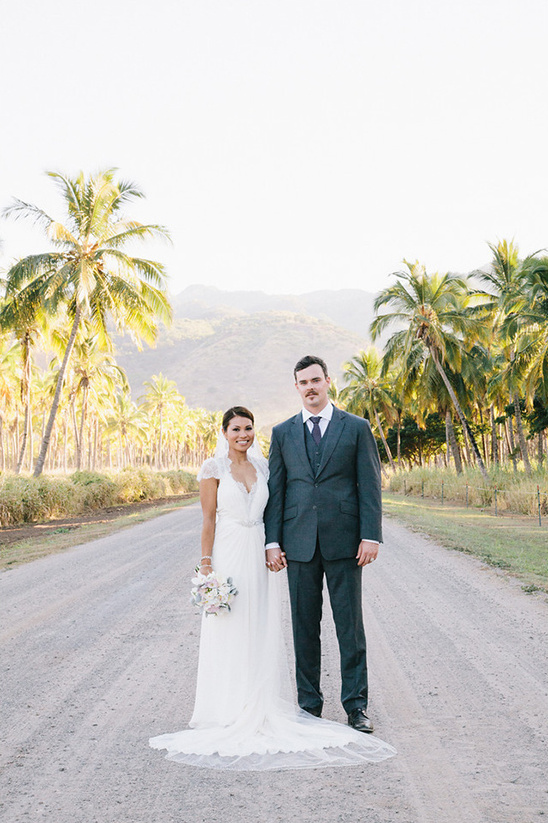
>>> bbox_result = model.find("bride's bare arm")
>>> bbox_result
[199,478,218,573]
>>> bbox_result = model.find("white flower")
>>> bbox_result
[190,566,238,616]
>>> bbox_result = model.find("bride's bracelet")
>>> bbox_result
[200,556,212,563]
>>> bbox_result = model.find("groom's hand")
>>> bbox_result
[266,548,287,572]
[356,540,379,567]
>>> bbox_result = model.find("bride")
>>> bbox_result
[149,406,396,770]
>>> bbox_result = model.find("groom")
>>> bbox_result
[264,355,382,733]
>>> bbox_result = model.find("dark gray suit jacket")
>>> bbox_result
[264,406,383,561]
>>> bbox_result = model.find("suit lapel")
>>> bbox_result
[290,413,315,480]
[316,408,346,478]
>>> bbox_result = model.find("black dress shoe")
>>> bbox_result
[302,706,322,718]
[347,708,374,733]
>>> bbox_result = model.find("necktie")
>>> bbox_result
[310,416,322,445]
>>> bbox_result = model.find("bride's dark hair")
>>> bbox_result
[222,406,254,431]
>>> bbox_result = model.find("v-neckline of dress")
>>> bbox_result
[227,458,258,495]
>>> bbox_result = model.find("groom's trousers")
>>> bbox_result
[286,539,368,715]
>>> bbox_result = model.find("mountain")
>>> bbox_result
[170,285,377,338]
[115,286,377,429]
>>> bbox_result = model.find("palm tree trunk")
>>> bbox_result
[479,407,488,468]
[92,418,98,471]
[373,409,396,471]
[430,348,489,481]
[158,408,163,470]
[77,383,89,472]
[14,412,19,472]
[16,405,29,475]
[513,392,531,475]
[63,413,68,474]
[0,415,4,472]
[506,413,518,472]
[71,397,80,469]
[490,406,499,466]
[27,409,33,473]
[16,338,32,475]
[445,410,463,473]
[87,423,92,471]
[34,307,81,477]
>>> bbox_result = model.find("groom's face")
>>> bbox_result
[295,364,331,412]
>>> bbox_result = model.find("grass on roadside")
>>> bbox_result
[386,465,548,517]
[0,495,198,571]
[0,468,198,527]
[383,491,548,592]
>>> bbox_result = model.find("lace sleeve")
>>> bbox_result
[197,457,221,482]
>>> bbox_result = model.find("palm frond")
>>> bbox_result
[5,254,66,290]
[103,221,171,248]
[48,221,79,248]
[2,199,55,231]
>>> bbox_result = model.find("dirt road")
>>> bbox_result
[1,504,546,823]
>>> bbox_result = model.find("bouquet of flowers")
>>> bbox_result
[190,566,238,616]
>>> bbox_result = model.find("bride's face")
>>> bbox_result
[224,416,255,454]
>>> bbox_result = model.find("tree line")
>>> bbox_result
[0,169,221,475]
[337,248,548,479]
[1,169,547,481]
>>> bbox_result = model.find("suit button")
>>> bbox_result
[314,483,319,487]
[312,505,317,510]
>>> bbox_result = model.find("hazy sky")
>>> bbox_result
[1,0,547,296]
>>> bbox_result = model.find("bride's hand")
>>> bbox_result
[265,548,287,573]
[199,561,213,575]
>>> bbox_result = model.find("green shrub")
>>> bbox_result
[158,469,198,495]
[71,471,118,509]
[115,467,169,502]
[387,465,548,516]
[0,476,80,525]
[0,467,198,527]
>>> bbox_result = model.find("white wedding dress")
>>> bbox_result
[149,454,396,770]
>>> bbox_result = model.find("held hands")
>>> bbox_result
[356,540,379,567]
[265,543,376,570]
[265,548,287,573]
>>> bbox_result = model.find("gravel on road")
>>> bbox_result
[1,504,546,823]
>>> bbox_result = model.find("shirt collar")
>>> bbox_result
[302,402,333,423]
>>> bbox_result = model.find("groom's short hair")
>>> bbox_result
[294,355,329,380]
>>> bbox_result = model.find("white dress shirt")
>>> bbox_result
[302,401,333,436]
[266,403,378,550]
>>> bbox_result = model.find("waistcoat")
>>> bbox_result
[304,421,329,476]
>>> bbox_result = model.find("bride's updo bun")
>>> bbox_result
[222,406,254,431]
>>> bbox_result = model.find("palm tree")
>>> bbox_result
[0,276,46,472]
[3,168,172,476]
[389,338,467,472]
[0,336,18,471]
[341,348,397,471]
[371,260,490,480]
[195,410,223,462]
[32,369,59,468]
[474,240,548,475]
[140,373,183,469]
[503,258,548,407]
[67,332,129,470]
[327,378,343,408]
[104,392,146,469]
[474,240,542,474]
